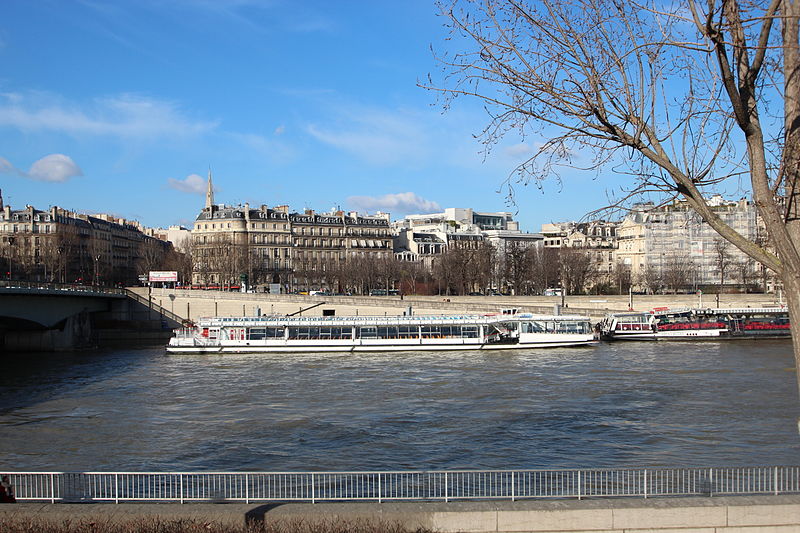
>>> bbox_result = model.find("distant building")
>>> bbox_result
[0,190,171,285]
[540,219,618,278]
[394,207,540,260]
[190,172,393,290]
[614,195,763,290]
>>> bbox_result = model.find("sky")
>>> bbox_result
[0,0,629,232]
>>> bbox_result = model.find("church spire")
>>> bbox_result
[205,168,214,210]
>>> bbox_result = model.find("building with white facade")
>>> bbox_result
[615,195,762,290]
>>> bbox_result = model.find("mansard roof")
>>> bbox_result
[196,205,389,226]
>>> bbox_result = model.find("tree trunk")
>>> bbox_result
[782,269,800,433]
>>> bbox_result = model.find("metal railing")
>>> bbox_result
[4,467,799,504]
[124,289,186,325]
[0,280,126,296]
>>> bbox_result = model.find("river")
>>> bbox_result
[1,340,798,472]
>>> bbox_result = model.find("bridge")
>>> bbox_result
[0,282,182,351]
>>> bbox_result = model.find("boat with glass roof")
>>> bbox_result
[166,311,598,354]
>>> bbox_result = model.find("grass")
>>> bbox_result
[1,517,435,533]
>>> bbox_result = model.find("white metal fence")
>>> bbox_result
[4,467,800,504]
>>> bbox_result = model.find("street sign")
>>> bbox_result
[149,271,178,282]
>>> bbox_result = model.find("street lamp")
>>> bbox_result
[5,235,15,281]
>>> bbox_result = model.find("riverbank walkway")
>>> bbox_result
[3,495,800,532]
[136,287,787,323]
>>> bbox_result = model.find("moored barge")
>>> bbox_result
[600,307,790,341]
[167,312,598,354]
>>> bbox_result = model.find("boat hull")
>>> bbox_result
[166,336,599,354]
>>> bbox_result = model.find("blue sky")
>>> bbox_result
[0,0,626,232]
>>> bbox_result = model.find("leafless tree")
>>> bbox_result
[427,0,800,416]
[637,263,662,295]
[735,258,759,292]
[398,260,429,295]
[558,247,594,295]
[503,241,532,295]
[663,254,698,293]
[529,247,560,294]
[712,238,734,294]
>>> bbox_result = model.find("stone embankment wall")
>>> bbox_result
[3,495,799,532]
[133,288,786,322]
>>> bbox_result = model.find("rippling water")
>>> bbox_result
[1,341,798,471]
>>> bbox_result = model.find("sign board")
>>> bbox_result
[269,283,281,294]
[149,271,178,282]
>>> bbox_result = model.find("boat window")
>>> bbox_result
[521,321,546,333]
[398,326,418,338]
[318,327,352,339]
[421,325,458,338]
[358,326,377,339]
[249,328,266,340]
[461,325,479,338]
[265,327,284,338]
[288,327,322,339]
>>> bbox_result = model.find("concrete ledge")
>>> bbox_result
[2,495,799,532]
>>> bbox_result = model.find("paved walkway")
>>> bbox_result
[2,495,800,531]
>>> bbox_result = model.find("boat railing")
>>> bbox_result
[197,314,592,328]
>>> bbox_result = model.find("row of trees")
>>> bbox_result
[1,231,183,286]
[188,236,772,296]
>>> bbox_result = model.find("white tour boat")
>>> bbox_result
[600,307,790,341]
[167,311,598,354]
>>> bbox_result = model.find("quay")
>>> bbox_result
[136,287,786,323]
[0,283,789,351]
[3,496,800,532]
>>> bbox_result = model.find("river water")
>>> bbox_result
[1,341,798,472]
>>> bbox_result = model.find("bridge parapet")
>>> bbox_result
[0,280,126,299]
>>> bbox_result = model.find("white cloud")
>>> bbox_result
[347,192,441,215]
[0,154,82,182]
[0,92,217,140]
[27,154,83,182]
[274,124,286,135]
[167,173,207,194]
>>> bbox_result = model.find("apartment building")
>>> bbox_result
[615,196,762,290]
[190,174,392,290]
[0,191,171,285]
[540,219,618,277]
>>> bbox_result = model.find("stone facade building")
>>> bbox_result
[540,220,618,278]
[0,190,171,285]
[190,174,393,291]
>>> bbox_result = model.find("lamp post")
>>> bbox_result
[5,235,15,281]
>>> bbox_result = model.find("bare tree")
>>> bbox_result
[503,241,531,295]
[663,254,698,293]
[712,238,734,294]
[607,261,632,295]
[427,0,800,417]
[636,263,662,295]
[735,258,759,293]
[529,247,560,294]
[558,247,594,295]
